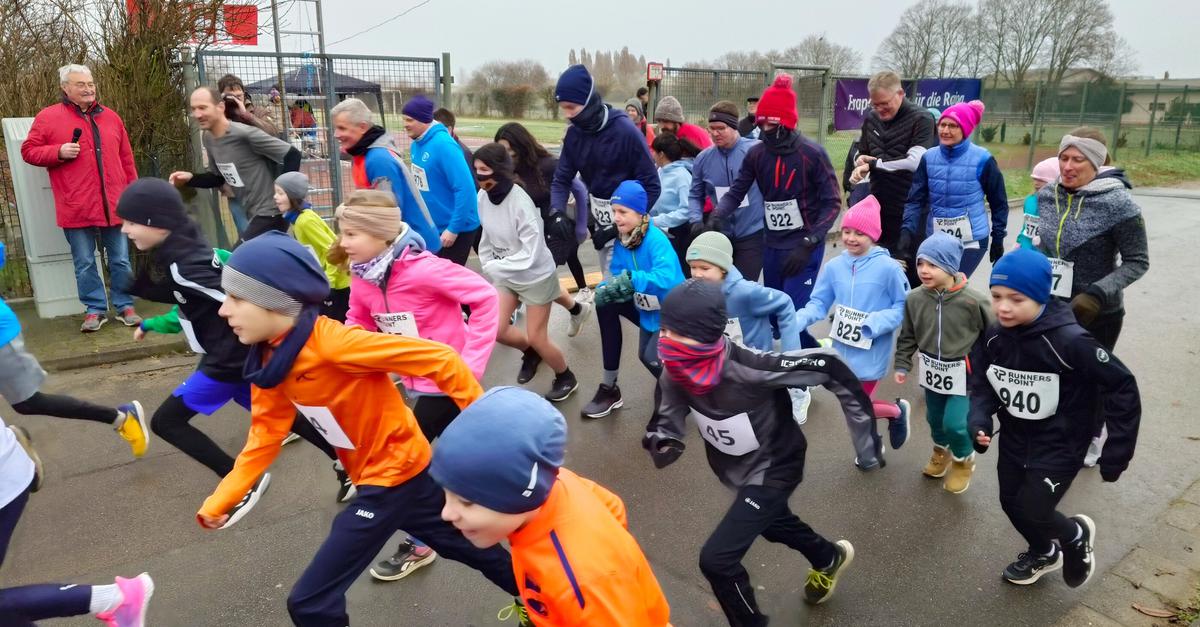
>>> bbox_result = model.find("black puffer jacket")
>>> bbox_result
[967,300,1140,479]
[858,101,936,215]
[129,224,248,381]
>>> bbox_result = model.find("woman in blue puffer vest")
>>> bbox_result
[898,100,1008,278]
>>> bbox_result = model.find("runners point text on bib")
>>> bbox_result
[986,365,1060,420]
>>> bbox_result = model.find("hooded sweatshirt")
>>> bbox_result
[410,122,480,235]
[609,226,685,333]
[722,265,800,352]
[689,137,766,238]
[893,275,990,373]
[344,228,498,394]
[795,246,909,381]
[478,184,558,286]
[649,159,693,230]
[348,127,441,253]
[1035,174,1148,315]
[713,134,841,249]
[550,107,661,215]
[968,299,1140,477]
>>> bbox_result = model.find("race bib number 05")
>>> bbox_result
[986,365,1060,420]
[216,162,244,188]
[690,408,760,456]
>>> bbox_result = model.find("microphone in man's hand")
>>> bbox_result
[71,128,82,143]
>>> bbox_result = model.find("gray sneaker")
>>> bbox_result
[567,300,594,338]
[81,313,107,333]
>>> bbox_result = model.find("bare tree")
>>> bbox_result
[782,34,862,74]
[1042,0,1118,87]
[985,0,1055,90]
[1092,35,1138,80]
[468,60,550,118]
[929,2,975,76]
[872,0,944,78]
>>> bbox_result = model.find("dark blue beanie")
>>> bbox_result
[611,180,648,215]
[223,231,330,315]
[990,247,1052,304]
[402,95,435,123]
[554,64,593,105]
[661,279,728,343]
[430,387,566,514]
[916,231,964,278]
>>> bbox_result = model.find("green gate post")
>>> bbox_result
[441,52,452,106]
[1175,85,1188,154]
[1112,82,1127,161]
[1025,82,1043,172]
[1145,83,1160,157]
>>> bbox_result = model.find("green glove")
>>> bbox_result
[594,271,634,307]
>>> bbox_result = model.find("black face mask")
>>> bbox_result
[568,94,609,134]
[477,171,514,204]
[760,125,800,155]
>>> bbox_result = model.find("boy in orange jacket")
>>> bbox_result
[432,386,671,627]
[196,231,518,625]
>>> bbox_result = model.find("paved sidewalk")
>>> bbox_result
[1057,479,1200,626]
[12,298,187,371]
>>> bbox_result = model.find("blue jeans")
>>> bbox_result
[63,226,133,314]
[228,197,250,234]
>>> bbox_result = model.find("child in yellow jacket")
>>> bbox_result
[274,172,352,320]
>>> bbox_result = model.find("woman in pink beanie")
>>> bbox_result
[795,194,914,462]
[897,99,1009,279]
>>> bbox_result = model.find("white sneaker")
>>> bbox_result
[1083,426,1108,467]
[788,387,812,426]
[281,432,301,446]
[575,287,594,304]
[567,301,594,338]
[222,472,271,529]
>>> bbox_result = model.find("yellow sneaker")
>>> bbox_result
[923,445,951,478]
[116,401,149,458]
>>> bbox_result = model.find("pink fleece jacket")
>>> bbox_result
[345,248,499,394]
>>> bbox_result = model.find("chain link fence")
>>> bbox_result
[650,67,769,124]
[196,51,442,225]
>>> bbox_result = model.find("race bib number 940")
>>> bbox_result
[986,365,1060,420]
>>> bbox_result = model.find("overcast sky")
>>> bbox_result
[252,0,1200,81]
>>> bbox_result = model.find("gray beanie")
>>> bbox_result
[686,231,734,272]
[624,98,645,121]
[654,96,685,124]
[275,171,309,202]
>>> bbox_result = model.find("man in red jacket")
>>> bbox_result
[21,64,141,332]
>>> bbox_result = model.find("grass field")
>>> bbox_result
[452,116,1200,199]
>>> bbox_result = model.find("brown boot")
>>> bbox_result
[944,454,976,494]
[923,445,951,478]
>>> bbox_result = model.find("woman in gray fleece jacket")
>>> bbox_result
[1035,128,1148,351]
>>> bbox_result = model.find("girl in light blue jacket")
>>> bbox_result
[795,195,912,456]
[649,133,695,276]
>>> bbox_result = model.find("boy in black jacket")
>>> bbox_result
[118,179,348,524]
[969,248,1140,588]
[646,279,879,626]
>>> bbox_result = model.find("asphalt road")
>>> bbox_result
[3,190,1198,626]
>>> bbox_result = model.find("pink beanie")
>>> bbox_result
[1031,157,1059,184]
[940,100,985,138]
[841,194,882,241]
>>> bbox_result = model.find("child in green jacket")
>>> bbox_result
[893,232,991,493]
[275,172,352,320]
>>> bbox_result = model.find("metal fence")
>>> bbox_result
[649,67,769,124]
[0,153,31,298]
[195,50,443,233]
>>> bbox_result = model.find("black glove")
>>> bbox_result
[895,230,914,261]
[781,237,819,278]
[544,213,576,266]
[1070,293,1102,326]
[989,238,1006,264]
[591,224,617,250]
[1099,463,1123,482]
[646,438,684,469]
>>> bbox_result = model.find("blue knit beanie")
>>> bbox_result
[554,64,593,105]
[430,387,565,514]
[401,95,435,123]
[222,231,330,316]
[916,231,963,278]
[611,180,648,215]
[990,247,1052,304]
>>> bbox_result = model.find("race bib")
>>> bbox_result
[178,317,205,354]
[1049,258,1074,299]
[1021,214,1040,241]
[411,163,430,192]
[633,292,661,311]
[714,186,749,209]
[216,162,244,188]
[691,408,760,456]
[590,196,614,227]
[986,365,1060,420]
[372,311,420,337]
[764,199,801,231]
[724,317,744,345]
[918,352,967,396]
[292,403,356,449]
[831,305,872,350]
[933,214,972,242]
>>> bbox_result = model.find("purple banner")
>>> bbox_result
[833,78,982,131]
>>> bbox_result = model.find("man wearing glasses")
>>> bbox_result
[848,71,937,286]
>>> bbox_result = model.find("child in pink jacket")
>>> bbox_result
[333,189,500,583]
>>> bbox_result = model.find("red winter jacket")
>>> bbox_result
[21,100,138,228]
